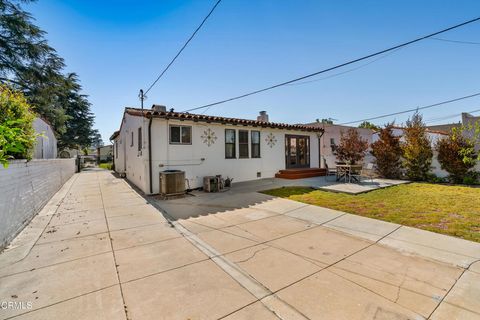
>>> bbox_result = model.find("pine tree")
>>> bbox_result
[0,0,96,148]
[371,124,402,178]
[402,112,433,181]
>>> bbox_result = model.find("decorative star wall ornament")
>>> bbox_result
[201,128,217,146]
[265,132,277,148]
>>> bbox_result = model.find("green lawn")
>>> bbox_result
[98,163,113,170]
[262,183,480,243]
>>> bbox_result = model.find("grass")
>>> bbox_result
[98,163,113,170]
[262,183,480,243]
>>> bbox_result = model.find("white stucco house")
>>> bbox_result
[97,145,113,162]
[110,106,324,194]
[33,117,57,159]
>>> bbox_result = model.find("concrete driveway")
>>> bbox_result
[0,171,479,320]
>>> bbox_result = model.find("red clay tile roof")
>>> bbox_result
[109,130,120,140]
[124,108,324,133]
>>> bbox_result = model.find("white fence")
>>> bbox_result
[0,159,76,249]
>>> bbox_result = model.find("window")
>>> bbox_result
[131,132,134,147]
[170,125,192,144]
[225,129,236,158]
[251,131,260,158]
[330,137,336,152]
[138,127,142,151]
[115,142,118,159]
[239,130,249,158]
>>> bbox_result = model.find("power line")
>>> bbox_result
[424,108,480,124]
[181,16,480,112]
[339,92,480,125]
[430,37,480,45]
[144,0,223,95]
[287,48,402,87]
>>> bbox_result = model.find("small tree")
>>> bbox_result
[402,112,433,181]
[0,84,36,167]
[437,123,479,183]
[335,128,369,164]
[371,124,402,178]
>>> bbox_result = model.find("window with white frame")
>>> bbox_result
[169,125,192,144]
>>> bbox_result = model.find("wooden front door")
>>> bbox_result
[285,135,310,168]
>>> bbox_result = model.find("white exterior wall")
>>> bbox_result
[148,119,320,193]
[115,114,149,192]
[319,125,374,168]
[372,128,449,177]
[33,118,57,159]
[113,136,125,173]
[0,159,75,249]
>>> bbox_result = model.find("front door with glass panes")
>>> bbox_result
[285,135,310,168]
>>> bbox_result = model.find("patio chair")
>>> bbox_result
[349,164,362,183]
[360,163,376,182]
[324,159,337,180]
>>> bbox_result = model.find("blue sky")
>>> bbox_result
[29,0,480,143]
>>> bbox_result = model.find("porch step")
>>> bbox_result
[275,168,326,179]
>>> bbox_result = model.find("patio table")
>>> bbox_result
[336,164,363,183]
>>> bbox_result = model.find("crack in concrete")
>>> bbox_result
[231,246,269,264]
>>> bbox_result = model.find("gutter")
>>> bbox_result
[148,115,153,194]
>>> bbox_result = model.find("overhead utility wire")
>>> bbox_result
[430,37,480,45]
[339,93,480,125]
[424,108,480,124]
[287,48,402,86]
[144,0,223,94]
[182,17,480,112]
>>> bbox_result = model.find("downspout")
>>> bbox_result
[148,115,153,194]
[318,126,325,168]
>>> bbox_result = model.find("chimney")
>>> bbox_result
[257,111,269,122]
[152,105,167,113]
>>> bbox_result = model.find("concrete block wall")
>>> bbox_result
[0,159,76,249]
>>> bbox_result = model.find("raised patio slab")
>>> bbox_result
[317,178,408,194]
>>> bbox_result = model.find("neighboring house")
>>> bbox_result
[372,126,449,177]
[428,112,480,144]
[33,117,57,159]
[97,145,113,162]
[428,112,480,132]
[110,106,324,194]
[303,122,375,168]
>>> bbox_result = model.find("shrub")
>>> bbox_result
[335,128,369,164]
[436,124,479,184]
[462,175,478,185]
[425,173,446,184]
[0,84,37,168]
[370,124,403,178]
[99,163,113,170]
[402,112,433,181]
